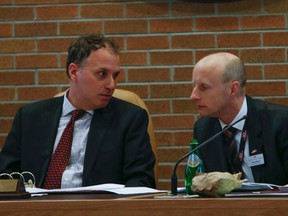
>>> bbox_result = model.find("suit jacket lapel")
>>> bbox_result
[198,118,230,172]
[246,96,264,182]
[82,105,113,185]
[35,98,63,186]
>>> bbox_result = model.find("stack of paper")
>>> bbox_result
[26,183,167,196]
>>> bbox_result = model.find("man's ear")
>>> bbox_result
[230,80,240,95]
[68,63,79,81]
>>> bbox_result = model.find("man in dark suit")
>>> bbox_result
[191,52,288,185]
[0,34,155,189]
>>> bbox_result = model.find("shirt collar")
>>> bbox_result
[220,96,247,131]
[62,90,93,116]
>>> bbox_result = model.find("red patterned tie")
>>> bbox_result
[43,109,83,189]
[224,127,242,174]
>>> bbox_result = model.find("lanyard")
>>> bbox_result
[237,122,248,163]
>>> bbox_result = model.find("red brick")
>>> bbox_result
[240,49,285,63]
[0,72,35,85]
[116,69,126,83]
[0,103,25,117]
[59,0,106,3]
[109,36,124,50]
[196,17,238,31]
[265,65,288,79]
[0,119,13,133]
[246,81,286,96]
[218,33,261,48]
[0,39,35,53]
[0,24,12,37]
[15,22,57,37]
[38,38,75,52]
[158,147,190,162]
[175,131,194,146]
[105,20,147,34]
[157,164,173,180]
[128,68,170,82]
[151,51,193,65]
[246,65,263,80]
[172,2,214,15]
[0,0,13,4]
[18,87,59,100]
[173,99,197,114]
[15,0,57,4]
[150,18,193,33]
[0,87,15,100]
[263,32,288,46]
[242,15,285,30]
[116,85,149,99]
[174,67,193,81]
[218,0,261,14]
[265,98,288,106]
[127,36,169,50]
[172,34,215,49]
[81,3,124,18]
[120,52,147,66]
[37,5,77,20]
[126,2,169,17]
[146,100,170,115]
[60,54,67,68]
[0,56,13,69]
[60,21,102,36]
[0,136,7,149]
[156,132,175,146]
[81,4,123,18]
[0,6,34,20]
[264,0,288,13]
[38,70,69,84]
[58,86,69,93]
[16,54,58,69]
[151,84,192,98]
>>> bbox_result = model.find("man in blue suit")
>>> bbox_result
[191,52,288,185]
[0,34,155,189]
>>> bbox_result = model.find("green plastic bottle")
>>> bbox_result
[184,139,204,195]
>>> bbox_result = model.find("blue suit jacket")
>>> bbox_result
[0,96,155,188]
[194,96,288,185]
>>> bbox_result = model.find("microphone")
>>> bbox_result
[171,115,248,195]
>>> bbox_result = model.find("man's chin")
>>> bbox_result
[198,110,212,117]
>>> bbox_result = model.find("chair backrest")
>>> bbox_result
[54,89,158,185]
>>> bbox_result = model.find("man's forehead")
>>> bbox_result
[193,67,223,84]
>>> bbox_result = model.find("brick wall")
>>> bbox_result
[0,0,287,190]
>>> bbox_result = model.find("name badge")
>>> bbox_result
[247,154,264,167]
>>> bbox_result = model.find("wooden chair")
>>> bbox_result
[54,89,158,185]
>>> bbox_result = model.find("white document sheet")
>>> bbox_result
[26,183,166,195]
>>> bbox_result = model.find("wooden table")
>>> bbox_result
[0,192,287,216]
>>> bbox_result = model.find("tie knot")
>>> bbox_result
[224,126,238,139]
[71,109,85,121]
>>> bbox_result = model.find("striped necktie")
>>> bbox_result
[224,127,242,174]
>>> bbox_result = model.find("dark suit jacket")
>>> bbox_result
[0,96,156,188]
[193,96,288,185]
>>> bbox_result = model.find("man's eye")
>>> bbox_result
[98,71,107,77]
[199,85,208,91]
[113,72,120,80]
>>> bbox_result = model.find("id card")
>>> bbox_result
[247,154,264,167]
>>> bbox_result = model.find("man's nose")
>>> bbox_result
[106,76,116,89]
[190,87,199,101]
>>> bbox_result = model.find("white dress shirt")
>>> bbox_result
[52,92,93,188]
[219,97,255,182]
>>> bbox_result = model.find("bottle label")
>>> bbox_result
[187,154,202,168]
